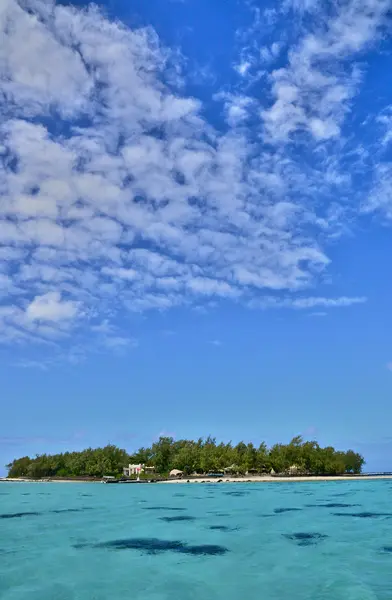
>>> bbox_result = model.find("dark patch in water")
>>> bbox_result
[160,516,196,522]
[283,532,328,546]
[223,491,249,497]
[80,494,92,497]
[0,548,17,556]
[0,511,41,519]
[75,537,229,556]
[209,525,239,532]
[173,493,185,497]
[51,508,92,514]
[144,507,185,511]
[381,546,392,554]
[332,511,392,518]
[21,493,30,496]
[306,503,360,508]
[208,511,230,517]
[274,508,302,514]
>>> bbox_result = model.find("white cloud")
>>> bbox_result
[0,0,369,359]
[234,60,252,77]
[262,0,390,142]
[187,277,240,297]
[282,0,320,14]
[290,296,367,309]
[26,292,79,322]
[102,335,137,350]
[249,296,367,310]
[0,0,92,118]
[260,42,283,65]
[364,107,392,220]
[376,107,392,146]
[214,92,256,127]
[364,163,392,219]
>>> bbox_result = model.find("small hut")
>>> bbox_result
[169,469,183,478]
[224,464,240,475]
[288,464,300,476]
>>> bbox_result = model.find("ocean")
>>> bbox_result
[1,480,392,599]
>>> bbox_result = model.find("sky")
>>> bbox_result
[1,0,392,475]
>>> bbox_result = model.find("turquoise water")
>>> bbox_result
[1,480,392,599]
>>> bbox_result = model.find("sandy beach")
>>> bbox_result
[158,475,392,483]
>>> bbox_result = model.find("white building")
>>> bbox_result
[123,464,155,477]
[123,464,143,477]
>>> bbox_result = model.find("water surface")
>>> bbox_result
[1,480,391,599]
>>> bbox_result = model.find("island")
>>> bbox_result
[5,435,365,481]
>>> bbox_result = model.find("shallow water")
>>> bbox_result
[1,480,392,599]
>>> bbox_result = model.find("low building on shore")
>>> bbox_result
[169,469,183,478]
[224,464,240,475]
[123,464,155,477]
[287,464,302,476]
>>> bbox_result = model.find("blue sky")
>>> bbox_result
[1,0,392,474]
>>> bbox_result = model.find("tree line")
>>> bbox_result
[6,436,365,478]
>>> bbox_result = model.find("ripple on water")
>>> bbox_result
[209,525,239,532]
[0,511,41,519]
[332,512,392,519]
[143,506,186,511]
[306,503,360,508]
[159,516,196,522]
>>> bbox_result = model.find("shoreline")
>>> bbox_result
[2,475,392,484]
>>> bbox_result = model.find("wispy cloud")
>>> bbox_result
[249,296,367,310]
[262,0,390,142]
[0,431,86,447]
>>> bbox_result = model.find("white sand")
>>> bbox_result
[158,475,392,484]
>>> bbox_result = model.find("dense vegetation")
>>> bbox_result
[6,436,365,478]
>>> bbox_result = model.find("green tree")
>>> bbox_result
[151,437,174,473]
[6,436,366,478]
[343,450,365,474]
